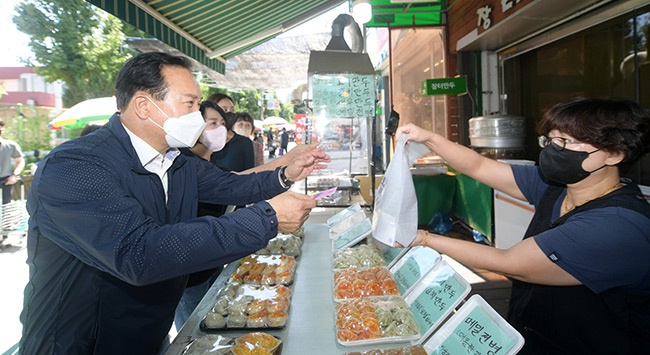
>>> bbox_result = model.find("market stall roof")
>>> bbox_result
[86,1,447,75]
[86,0,346,74]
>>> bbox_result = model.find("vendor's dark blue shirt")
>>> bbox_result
[512,165,650,294]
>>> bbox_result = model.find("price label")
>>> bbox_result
[407,262,469,336]
[392,247,441,294]
[434,306,518,355]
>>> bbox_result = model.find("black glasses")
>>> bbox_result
[538,136,583,150]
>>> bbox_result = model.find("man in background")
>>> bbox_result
[280,127,289,156]
[0,119,25,205]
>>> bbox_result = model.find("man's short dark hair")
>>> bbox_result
[114,52,193,110]
[0,119,5,127]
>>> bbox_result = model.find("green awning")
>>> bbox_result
[366,0,445,28]
[86,0,346,74]
[86,1,445,75]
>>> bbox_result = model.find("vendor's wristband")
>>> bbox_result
[279,166,293,188]
[423,231,429,247]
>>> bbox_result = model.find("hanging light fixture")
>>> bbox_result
[351,0,372,24]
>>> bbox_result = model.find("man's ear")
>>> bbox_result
[132,94,151,120]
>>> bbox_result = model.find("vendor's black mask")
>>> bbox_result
[539,143,605,185]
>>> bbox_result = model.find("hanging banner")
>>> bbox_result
[294,113,306,144]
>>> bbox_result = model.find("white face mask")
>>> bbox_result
[233,126,251,138]
[201,125,228,152]
[233,121,253,138]
[146,97,206,148]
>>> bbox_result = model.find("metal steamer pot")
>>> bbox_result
[468,115,526,148]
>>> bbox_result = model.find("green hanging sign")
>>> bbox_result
[421,77,467,96]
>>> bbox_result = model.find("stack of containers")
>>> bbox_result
[326,206,525,354]
[199,229,305,334]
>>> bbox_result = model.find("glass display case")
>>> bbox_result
[302,50,376,206]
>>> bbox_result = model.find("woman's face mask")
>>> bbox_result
[146,97,206,148]
[539,142,604,184]
[201,107,228,151]
[201,125,227,151]
[233,121,253,137]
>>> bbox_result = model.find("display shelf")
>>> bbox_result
[165,217,412,354]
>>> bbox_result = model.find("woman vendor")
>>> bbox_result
[398,97,650,354]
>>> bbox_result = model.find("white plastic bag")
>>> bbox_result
[372,134,430,246]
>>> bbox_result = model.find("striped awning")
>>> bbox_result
[86,0,346,74]
[86,1,445,74]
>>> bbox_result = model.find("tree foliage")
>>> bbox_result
[13,0,133,107]
[12,0,296,126]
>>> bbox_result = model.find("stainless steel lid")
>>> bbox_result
[469,115,526,148]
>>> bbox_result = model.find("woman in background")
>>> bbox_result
[234,112,265,167]
[207,93,235,113]
[205,95,255,172]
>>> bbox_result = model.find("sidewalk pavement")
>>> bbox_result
[0,232,28,354]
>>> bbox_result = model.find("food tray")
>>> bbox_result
[422,295,524,354]
[228,254,296,286]
[327,203,362,227]
[306,176,358,190]
[328,210,368,238]
[182,333,283,355]
[333,244,387,269]
[255,233,302,257]
[182,334,233,354]
[388,246,442,296]
[287,225,305,238]
[332,218,372,251]
[335,296,420,346]
[201,283,292,330]
[232,332,283,355]
[333,266,400,301]
[316,189,352,206]
[343,344,428,355]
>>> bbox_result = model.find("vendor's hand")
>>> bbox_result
[284,146,331,182]
[396,123,435,145]
[268,191,316,232]
[395,229,431,248]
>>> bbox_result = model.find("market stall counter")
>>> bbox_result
[165,210,411,355]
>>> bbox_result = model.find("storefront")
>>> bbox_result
[449,0,650,185]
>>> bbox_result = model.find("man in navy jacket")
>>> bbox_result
[19,52,325,354]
